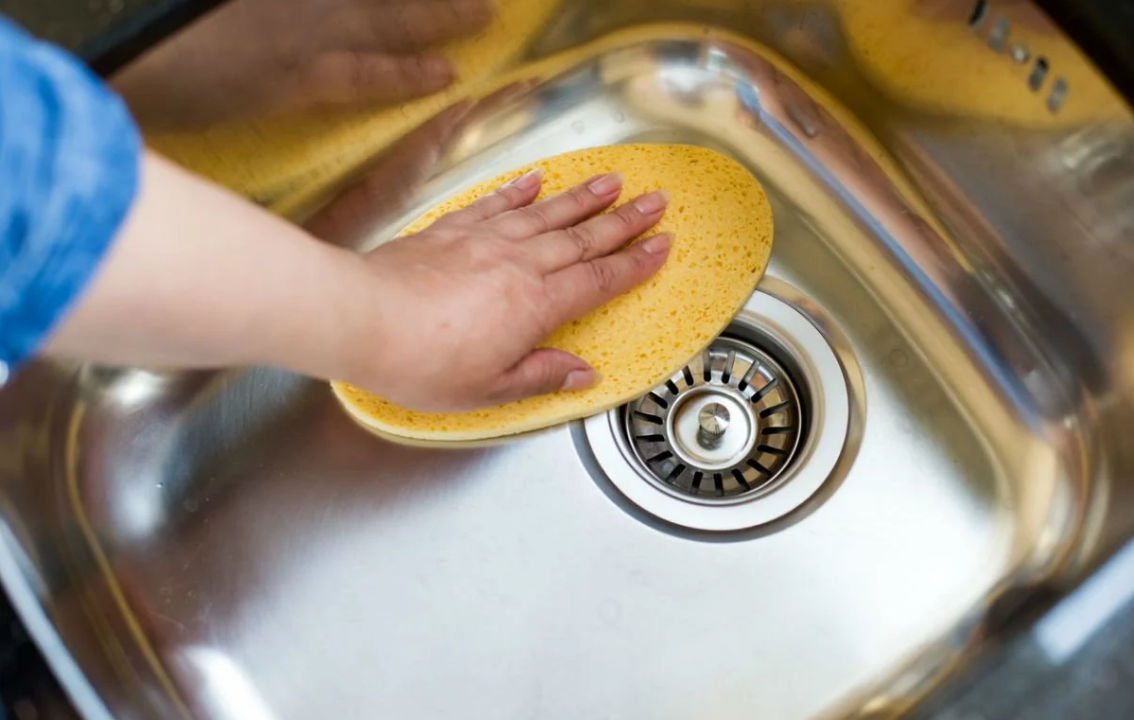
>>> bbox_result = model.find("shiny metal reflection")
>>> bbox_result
[696,402,730,448]
[1,2,1133,720]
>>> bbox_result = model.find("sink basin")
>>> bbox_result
[2,3,1133,720]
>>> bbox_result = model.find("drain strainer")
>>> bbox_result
[625,337,802,502]
[580,289,851,534]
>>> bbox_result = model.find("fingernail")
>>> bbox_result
[587,172,624,196]
[561,368,597,392]
[508,168,543,191]
[642,233,672,254]
[633,190,669,214]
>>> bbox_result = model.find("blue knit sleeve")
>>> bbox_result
[0,15,141,380]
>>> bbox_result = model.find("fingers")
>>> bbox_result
[437,169,544,226]
[544,234,672,326]
[488,348,597,404]
[528,190,669,272]
[333,0,493,53]
[489,172,624,239]
[303,51,455,108]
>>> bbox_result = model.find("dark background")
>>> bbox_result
[0,0,1131,102]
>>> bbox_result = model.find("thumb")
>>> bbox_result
[491,349,597,404]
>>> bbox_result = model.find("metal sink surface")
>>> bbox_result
[1,2,1133,720]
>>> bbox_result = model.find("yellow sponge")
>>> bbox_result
[148,0,560,218]
[332,143,773,442]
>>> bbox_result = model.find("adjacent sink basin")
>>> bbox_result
[2,3,1133,720]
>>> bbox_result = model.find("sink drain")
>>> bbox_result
[581,290,851,534]
[625,337,802,501]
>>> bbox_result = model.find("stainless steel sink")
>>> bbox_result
[3,2,1134,719]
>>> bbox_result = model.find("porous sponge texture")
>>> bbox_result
[333,143,773,442]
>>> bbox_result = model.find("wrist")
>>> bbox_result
[270,246,385,387]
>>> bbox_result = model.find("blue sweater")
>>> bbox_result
[0,15,140,381]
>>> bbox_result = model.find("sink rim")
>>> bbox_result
[0,18,1107,720]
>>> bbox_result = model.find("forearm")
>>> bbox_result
[46,150,367,380]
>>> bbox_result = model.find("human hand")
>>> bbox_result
[333,171,672,412]
[113,0,493,129]
[43,151,667,415]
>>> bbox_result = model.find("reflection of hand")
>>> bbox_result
[112,0,493,129]
[306,80,538,245]
[338,172,671,411]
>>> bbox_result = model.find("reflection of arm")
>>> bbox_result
[109,0,493,130]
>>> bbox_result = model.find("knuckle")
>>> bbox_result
[564,225,595,259]
[453,0,492,28]
[566,185,592,211]
[535,366,562,394]
[523,205,553,234]
[587,260,618,294]
[613,204,639,229]
[298,56,339,101]
[401,57,428,84]
[517,360,555,395]
[347,54,378,91]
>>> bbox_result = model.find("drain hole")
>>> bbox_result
[1047,77,1068,113]
[760,401,791,418]
[634,410,663,424]
[750,377,778,403]
[584,289,855,534]
[665,463,686,484]
[738,361,760,392]
[732,469,750,490]
[987,16,1009,51]
[968,0,989,27]
[1029,56,1049,91]
[746,458,772,476]
[622,334,805,503]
